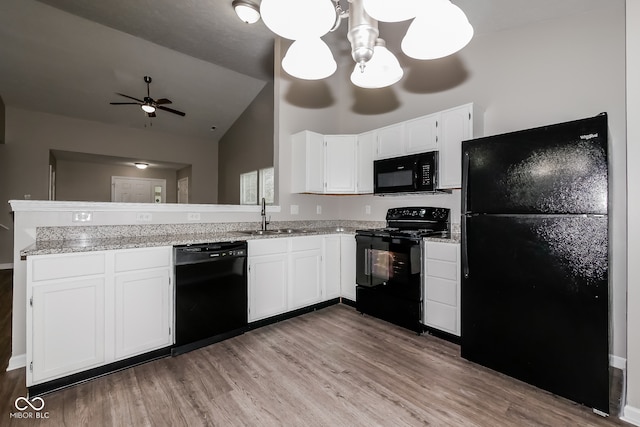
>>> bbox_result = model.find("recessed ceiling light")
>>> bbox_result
[233,0,261,24]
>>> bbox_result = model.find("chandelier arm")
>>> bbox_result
[329,0,349,32]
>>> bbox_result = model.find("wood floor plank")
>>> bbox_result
[0,279,629,427]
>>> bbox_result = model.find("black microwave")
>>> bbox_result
[374,152,438,195]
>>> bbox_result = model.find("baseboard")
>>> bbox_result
[622,405,640,426]
[7,353,26,371]
[0,263,13,270]
[611,355,627,370]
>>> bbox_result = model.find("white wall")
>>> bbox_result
[624,0,640,423]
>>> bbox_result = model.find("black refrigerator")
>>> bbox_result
[460,113,609,414]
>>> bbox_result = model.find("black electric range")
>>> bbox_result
[354,207,451,332]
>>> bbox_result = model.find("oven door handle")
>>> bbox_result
[364,248,371,276]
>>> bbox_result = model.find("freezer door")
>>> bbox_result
[462,114,608,215]
[461,214,609,413]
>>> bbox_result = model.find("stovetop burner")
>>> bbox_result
[356,206,451,240]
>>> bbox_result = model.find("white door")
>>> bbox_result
[324,135,357,193]
[177,177,189,204]
[323,236,342,300]
[340,235,357,301]
[111,177,166,203]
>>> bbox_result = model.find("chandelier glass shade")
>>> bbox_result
[282,38,338,80]
[361,0,419,23]
[401,0,474,60]
[260,0,337,40]
[240,0,473,88]
[350,38,403,88]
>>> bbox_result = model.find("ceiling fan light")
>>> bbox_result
[134,162,149,170]
[351,39,403,88]
[362,0,419,22]
[282,38,337,80]
[233,0,261,24]
[141,104,156,113]
[260,0,336,40]
[401,0,473,60]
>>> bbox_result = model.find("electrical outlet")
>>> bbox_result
[72,211,93,222]
[187,212,201,221]
[316,205,322,215]
[290,205,299,215]
[136,212,152,221]
[365,205,371,215]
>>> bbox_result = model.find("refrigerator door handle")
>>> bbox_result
[462,215,469,279]
[462,151,470,214]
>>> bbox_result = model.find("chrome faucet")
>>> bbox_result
[260,197,270,230]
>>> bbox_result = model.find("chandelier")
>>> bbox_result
[232,0,473,89]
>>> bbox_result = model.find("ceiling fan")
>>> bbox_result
[110,76,186,117]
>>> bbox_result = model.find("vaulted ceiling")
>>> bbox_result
[0,0,609,142]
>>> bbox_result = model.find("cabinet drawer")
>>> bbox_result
[249,238,288,256]
[426,242,458,262]
[115,247,171,273]
[290,235,322,252]
[425,301,458,335]
[30,252,106,282]
[425,276,457,306]
[425,259,458,281]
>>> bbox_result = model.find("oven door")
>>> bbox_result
[356,234,421,299]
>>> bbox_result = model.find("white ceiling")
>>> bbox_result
[0,0,609,143]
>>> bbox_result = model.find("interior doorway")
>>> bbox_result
[177,177,189,204]
[111,176,166,203]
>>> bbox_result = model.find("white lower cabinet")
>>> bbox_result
[323,235,342,300]
[289,237,323,310]
[26,247,173,386]
[248,234,353,322]
[340,234,357,301]
[30,276,106,385]
[248,239,288,322]
[423,241,461,336]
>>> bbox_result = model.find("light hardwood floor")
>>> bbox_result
[0,269,629,426]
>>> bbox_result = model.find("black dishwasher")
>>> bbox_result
[172,241,247,356]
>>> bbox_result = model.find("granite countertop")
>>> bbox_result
[21,222,460,257]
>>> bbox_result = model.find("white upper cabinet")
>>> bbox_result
[324,135,357,193]
[291,130,325,193]
[405,115,439,154]
[292,131,372,194]
[375,123,405,159]
[356,131,375,194]
[438,103,483,189]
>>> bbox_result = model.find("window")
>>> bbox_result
[240,171,258,205]
[240,167,274,205]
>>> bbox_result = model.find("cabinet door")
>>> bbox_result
[356,131,375,193]
[423,241,461,336]
[405,114,439,154]
[291,130,324,193]
[289,249,322,310]
[439,105,472,189]
[375,123,404,159]
[114,269,171,360]
[248,254,288,321]
[30,277,106,385]
[323,235,342,300]
[324,135,357,193]
[340,234,357,301]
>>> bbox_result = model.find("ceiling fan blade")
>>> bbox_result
[110,102,140,105]
[155,98,172,105]
[158,106,186,117]
[116,92,144,103]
